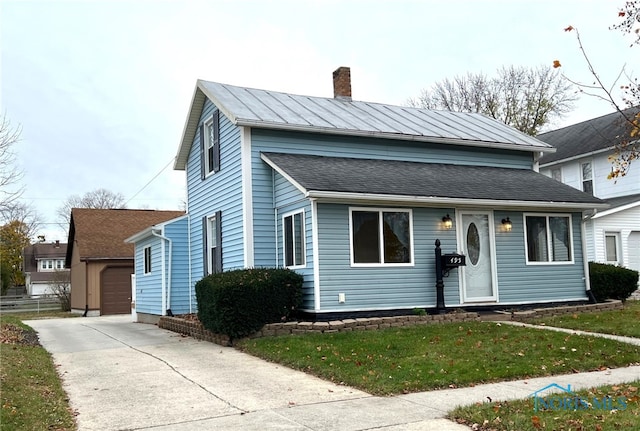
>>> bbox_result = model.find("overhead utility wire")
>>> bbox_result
[124,156,176,206]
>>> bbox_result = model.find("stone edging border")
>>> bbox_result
[157,300,623,346]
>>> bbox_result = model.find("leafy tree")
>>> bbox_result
[409,65,577,136]
[1,202,42,241]
[558,2,639,178]
[56,188,126,231]
[0,114,24,214]
[0,220,31,294]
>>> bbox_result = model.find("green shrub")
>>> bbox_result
[589,262,639,302]
[195,268,303,341]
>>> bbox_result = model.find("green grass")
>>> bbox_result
[1,312,77,430]
[449,381,640,431]
[237,321,640,395]
[532,301,640,338]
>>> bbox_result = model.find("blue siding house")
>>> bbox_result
[128,67,608,322]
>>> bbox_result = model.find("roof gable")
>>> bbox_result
[66,208,185,263]
[174,80,554,170]
[538,107,638,165]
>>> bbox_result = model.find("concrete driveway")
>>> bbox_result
[26,315,464,431]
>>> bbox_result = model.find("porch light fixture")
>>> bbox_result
[501,217,512,232]
[442,214,453,230]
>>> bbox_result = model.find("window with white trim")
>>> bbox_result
[283,210,305,268]
[205,211,222,275]
[525,214,573,264]
[202,110,220,177]
[581,161,593,195]
[551,167,562,182]
[350,208,413,266]
[144,246,152,274]
[56,259,64,269]
[605,232,620,264]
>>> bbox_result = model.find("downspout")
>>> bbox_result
[188,214,193,313]
[582,210,597,303]
[151,229,173,316]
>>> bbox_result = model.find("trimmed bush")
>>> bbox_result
[589,262,639,302]
[195,268,303,341]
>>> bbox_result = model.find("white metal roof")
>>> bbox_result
[175,80,555,170]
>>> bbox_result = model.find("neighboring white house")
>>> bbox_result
[22,241,69,296]
[538,108,640,280]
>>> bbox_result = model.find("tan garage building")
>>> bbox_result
[66,208,184,315]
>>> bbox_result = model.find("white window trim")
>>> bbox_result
[203,116,215,178]
[282,209,306,269]
[604,231,621,264]
[523,213,575,265]
[580,160,594,195]
[349,207,414,267]
[143,246,152,274]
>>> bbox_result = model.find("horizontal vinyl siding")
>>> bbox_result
[315,204,460,312]
[274,172,314,309]
[165,218,192,315]
[253,129,534,169]
[494,212,588,303]
[134,236,163,315]
[591,206,640,267]
[186,99,244,284]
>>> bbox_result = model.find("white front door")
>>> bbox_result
[458,212,497,302]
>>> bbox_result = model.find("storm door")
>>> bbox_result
[458,212,497,302]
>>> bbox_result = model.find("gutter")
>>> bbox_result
[151,229,173,316]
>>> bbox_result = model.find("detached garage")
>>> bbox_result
[66,208,184,316]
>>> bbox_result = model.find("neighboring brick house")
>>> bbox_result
[22,241,69,296]
[66,208,184,315]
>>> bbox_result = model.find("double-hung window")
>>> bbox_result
[283,210,305,268]
[525,214,573,264]
[200,109,220,178]
[204,211,222,275]
[581,161,593,195]
[350,208,413,266]
[605,232,621,264]
[143,246,152,274]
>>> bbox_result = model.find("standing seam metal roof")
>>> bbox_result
[174,80,554,170]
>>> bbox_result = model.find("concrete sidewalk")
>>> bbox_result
[27,315,640,431]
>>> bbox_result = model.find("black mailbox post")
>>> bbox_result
[435,241,466,314]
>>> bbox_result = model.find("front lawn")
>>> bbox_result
[237,321,640,395]
[532,301,640,338]
[450,381,640,431]
[0,313,77,430]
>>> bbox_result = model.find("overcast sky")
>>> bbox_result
[1,0,636,242]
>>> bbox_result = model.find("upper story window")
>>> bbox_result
[525,214,573,264]
[200,110,220,178]
[581,161,593,195]
[551,167,562,182]
[144,246,152,274]
[283,210,305,268]
[55,259,64,269]
[349,208,413,266]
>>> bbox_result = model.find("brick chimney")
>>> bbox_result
[332,66,352,101]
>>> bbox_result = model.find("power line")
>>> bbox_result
[124,157,176,206]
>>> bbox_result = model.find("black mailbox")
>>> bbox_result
[442,253,466,268]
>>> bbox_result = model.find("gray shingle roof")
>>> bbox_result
[262,152,607,208]
[175,80,554,170]
[538,107,638,165]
